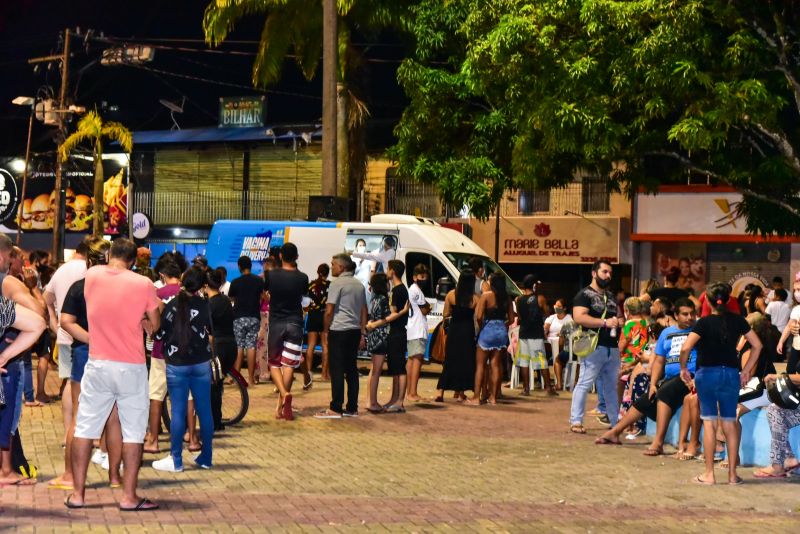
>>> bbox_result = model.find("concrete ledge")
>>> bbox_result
[646,407,800,466]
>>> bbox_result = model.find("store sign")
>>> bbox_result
[0,169,20,224]
[131,212,151,239]
[632,188,791,240]
[219,96,265,128]
[466,217,620,264]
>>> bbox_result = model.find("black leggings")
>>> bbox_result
[788,347,800,375]
[211,337,237,429]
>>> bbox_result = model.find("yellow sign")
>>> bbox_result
[464,216,621,264]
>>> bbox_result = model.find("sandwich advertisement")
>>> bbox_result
[0,155,128,235]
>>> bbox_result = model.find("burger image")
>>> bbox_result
[30,193,51,230]
[70,194,93,231]
[65,187,76,227]
[17,199,32,230]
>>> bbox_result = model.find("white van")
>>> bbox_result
[206,214,520,355]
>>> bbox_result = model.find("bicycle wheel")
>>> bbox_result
[221,370,249,426]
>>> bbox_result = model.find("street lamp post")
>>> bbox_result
[11,96,35,245]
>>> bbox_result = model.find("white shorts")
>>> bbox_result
[57,343,72,379]
[149,358,192,402]
[74,359,149,444]
[740,389,771,412]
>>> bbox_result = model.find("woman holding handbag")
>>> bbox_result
[152,266,215,472]
[434,269,478,402]
[206,268,236,431]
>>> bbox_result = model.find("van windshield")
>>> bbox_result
[444,253,521,297]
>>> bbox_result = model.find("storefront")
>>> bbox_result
[458,215,632,302]
[632,186,800,297]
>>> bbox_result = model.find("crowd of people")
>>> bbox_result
[1,238,799,512]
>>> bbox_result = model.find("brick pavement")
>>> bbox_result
[2,363,799,532]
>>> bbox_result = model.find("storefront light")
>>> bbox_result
[173,228,182,237]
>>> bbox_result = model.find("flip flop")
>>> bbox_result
[753,469,787,479]
[303,378,313,391]
[24,401,43,407]
[366,407,385,414]
[570,424,586,434]
[120,497,159,512]
[692,475,715,486]
[729,476,744,486]
[48,479,74,491]
[675,451,700,461]
[594,437,621,445]
[384,405,406,413]
[64,495,84,509]
[143,448,160,455]
[643,447,664,457]
[110,483,122,489]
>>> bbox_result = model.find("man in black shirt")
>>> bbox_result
[229,256,265,387]
[569,260,622,434]
[383,259,409,413]
[265,243,309,421]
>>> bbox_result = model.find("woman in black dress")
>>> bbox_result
[434,269,479,402]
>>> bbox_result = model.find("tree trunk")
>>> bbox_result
[336,82,350,204]
[321,0,338,198]
[93,145,105,237]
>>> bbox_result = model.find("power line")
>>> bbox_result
[125,63,323,101]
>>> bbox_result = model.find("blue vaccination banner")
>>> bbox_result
[205,220,338,275]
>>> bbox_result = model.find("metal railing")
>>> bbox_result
[132,189,318,226]
[505,182,610,217]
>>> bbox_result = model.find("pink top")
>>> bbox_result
[85,265,160,364]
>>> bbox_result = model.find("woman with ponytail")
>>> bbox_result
[152,266,214,472]
[679,282,762,486]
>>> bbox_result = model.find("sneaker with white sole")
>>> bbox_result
[342,410,358,418]
[91,450,108,466]
[100,456,123,471]
[152,455,183,473]
[194,456,212,470]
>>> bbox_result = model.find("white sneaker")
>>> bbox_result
[152,455,183,473]
[100,456,123,471]
[91,450,108,466]
[194,455,212,470]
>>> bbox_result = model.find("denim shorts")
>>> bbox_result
[477,320,509,351]
[694,366,740,421]
[70,344,90,383]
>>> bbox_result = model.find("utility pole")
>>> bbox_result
[16,101,35,245]
[52,29,71,263]
[321,0,337,197]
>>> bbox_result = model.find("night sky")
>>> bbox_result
[0,0,406,155]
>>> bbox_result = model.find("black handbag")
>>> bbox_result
[207,301,224,383]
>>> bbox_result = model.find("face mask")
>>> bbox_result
[794,290,800,302]
[554,306,565,314]
[356,246,366,253]
[596,277,611,289]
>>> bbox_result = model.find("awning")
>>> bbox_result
[131,125,322,145]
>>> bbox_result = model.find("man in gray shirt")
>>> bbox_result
[315,254,367,419]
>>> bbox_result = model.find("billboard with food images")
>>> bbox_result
[0,154,128,234]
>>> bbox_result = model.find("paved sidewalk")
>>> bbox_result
[2,365,799,532]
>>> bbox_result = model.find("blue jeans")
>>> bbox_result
[0,358,23,449]
[22,351,34,402]
[570,346,621,426]
[596,375,607,414]
[694,366,739,421]
[166,362,214,469]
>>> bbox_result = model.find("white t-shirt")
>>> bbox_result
[407,282,428,340]
[353,257,374,287]
[791,305,800,350]
[352,247,395,274]
[544,313,573,342]
[45,258,87,345]
[766,300,791,332]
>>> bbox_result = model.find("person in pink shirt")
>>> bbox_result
[66,239,161,512]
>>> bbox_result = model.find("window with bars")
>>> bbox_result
[581,176,610,213]
[517,188,550,214]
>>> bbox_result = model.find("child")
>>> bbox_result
[405,263,431,402]
[618,297,650,437]
[777,275,800,374]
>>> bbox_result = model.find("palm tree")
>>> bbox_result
[203,0,410,205]
[59,111,132,236]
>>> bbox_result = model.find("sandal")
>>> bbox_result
[64,495,84,509]
[692,475,715,486]
[643,447,664,457]
[570,424,586,434]
[594,437,621,445]
[303,378,313,391]
[675,451,700,461]
[753,468,787,479]
[120,497,159,512]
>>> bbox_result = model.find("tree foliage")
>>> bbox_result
[392,0,800,234]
